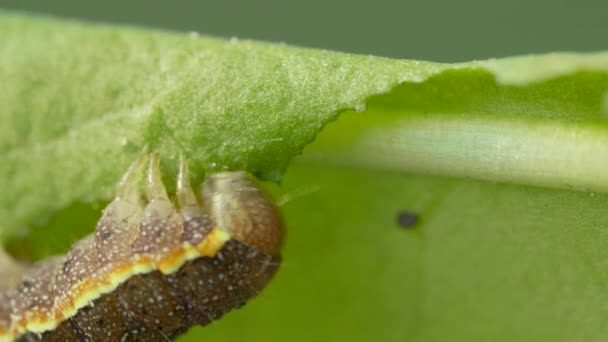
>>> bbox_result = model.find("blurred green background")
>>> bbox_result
[1,0,606,61]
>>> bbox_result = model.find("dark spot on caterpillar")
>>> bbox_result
[60,258,71,273]
[20,280,33,289]
[396,210,419,229]
[2,153,285,341]
[100,231,112,241]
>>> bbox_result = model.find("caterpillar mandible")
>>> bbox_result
[0,154,284,341]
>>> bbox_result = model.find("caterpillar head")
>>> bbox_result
[202,172,284,256]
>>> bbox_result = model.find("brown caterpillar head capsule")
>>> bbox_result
[203,172,284,256]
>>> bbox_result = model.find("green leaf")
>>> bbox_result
[2,11,608,342]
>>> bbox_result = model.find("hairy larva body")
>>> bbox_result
[0,154,284,341]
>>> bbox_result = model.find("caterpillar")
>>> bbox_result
[0,154,284,341]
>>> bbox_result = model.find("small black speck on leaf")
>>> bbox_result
[396,211,419,229]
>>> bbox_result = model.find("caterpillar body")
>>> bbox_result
[0,154,284,341]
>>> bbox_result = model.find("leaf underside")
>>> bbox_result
[1,12,608,342]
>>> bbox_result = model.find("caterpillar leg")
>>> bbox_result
[95,155,147,267]
[132,154,183,257]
